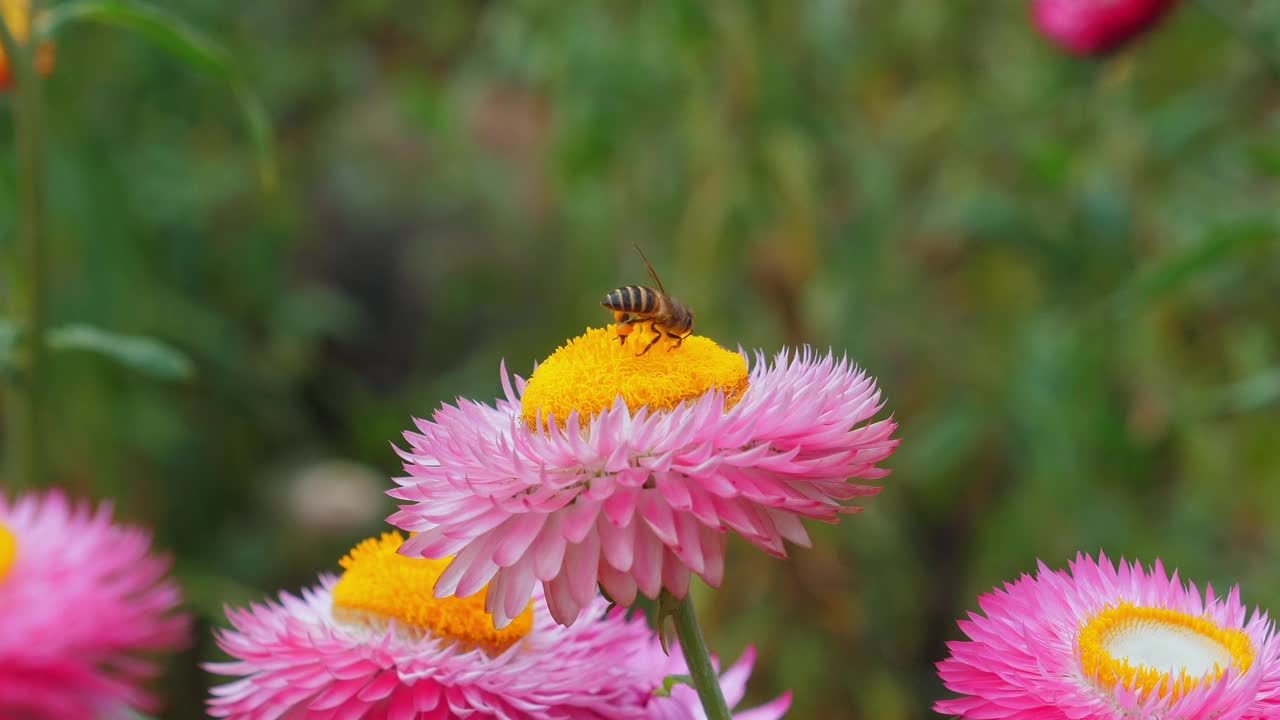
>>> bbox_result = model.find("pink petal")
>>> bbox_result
[598,563,639,607]
[491,513,549,568]
[632,525,665,599]
[564,531,602,610]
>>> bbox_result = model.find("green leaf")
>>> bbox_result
[1187,368,1280,417]
[656,590,682,655]
[46,324,194,381]
[234,85,279,192]
[39,0,231,77]
[1115,221,1273,310]
[653,674,694,697]
[37,0,277,191]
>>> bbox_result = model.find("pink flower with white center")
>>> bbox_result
[388,326,898,626]
[1032,0,1180,56]
[206,532,791,719]
[0,489,189,720]
[935,552,1280,719]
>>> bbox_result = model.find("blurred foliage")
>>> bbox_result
[3,0,1280,718]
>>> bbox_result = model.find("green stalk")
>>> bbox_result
[0,2,47,489]
[671,593,732,720]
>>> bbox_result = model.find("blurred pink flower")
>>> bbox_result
[1032,0,1180,55]
[389,328,897,627]
[0,489,189,720]
[935,552,1280,719]
[207,532,791,719]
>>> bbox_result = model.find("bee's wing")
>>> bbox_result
[633,244,667,295]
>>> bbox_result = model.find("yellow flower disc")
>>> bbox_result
[1079,601,1254,700]
[0,521,15,583]
[331,532,533,656]
[519,324,749,429]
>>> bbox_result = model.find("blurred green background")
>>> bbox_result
[4,1,1280,718]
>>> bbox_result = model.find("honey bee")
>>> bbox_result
[601,246,694,356]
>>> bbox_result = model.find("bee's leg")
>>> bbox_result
[664,330,685,350]
[637,325,663,356]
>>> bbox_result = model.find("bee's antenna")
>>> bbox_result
[633,244,667,294]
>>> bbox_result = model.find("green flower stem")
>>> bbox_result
[671,593,732,720]
[0,4,48,489]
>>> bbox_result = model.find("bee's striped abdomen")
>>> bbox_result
[602,285,657,313]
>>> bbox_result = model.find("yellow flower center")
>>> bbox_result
[331,532,533,656]
[1078,601,1254,700]
[0,521,15,583]
[519,324,749,429]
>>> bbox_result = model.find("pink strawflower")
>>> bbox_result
[389,327,897,626]
[207,532,791,719]
[1032,0,1180,55]
[935,552,1280,719]
[0,489,189,720]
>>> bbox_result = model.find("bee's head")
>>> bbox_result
[683,307,694,332]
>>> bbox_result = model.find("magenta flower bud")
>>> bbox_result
[1032,0,1180,56]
